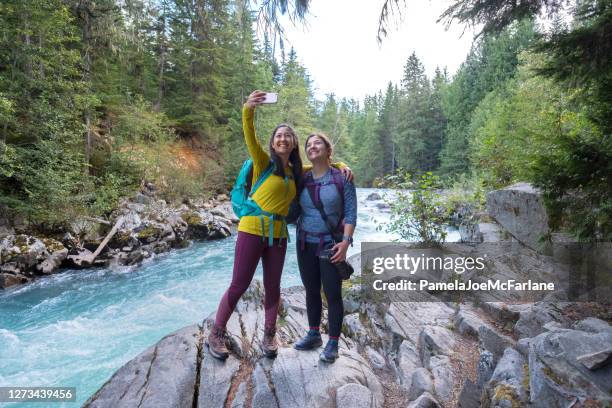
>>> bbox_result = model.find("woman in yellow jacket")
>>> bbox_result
[206,90,302,359]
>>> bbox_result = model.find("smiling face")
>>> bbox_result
[305,134,332,163]
[272,126,295,156]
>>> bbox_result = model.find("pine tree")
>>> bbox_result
[397,52,431,172]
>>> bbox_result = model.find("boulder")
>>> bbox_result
[514,302,571,339]
[336,383,376,408]
[65,248,94,268]
[573,317,612,334]
[37,238,68,274]
[0,272,30,288]
[476,350,496,388]
[366,192,382,201]
[528,328,612,407]
[408,367,434,401]
[576,349,612,371]
[457,378,481,408]
[486,183,549,251]
[454,307,488,339]
[84,325,200,408]
[182,210,230,240]
[396,340,420,392]
[428,355,454,404]
[419,326,455,367]
[406,392,441,408]
[483,347,528,407]
[211,202,239,224]
[478,325,515,362]
[365,346,386,370]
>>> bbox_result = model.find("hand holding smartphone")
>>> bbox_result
[245,91,277,108]
[262,92,278,104]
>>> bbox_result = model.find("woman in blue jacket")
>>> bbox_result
[292,132,357,363]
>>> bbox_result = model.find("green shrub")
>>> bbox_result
[380,170,449,244]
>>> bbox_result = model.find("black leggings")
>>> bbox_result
[297,242,344,337]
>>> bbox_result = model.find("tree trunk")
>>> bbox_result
[78,0,93,172]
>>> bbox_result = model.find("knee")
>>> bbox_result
[227,281,249,299]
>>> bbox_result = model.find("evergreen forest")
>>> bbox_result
[1,0,610,240]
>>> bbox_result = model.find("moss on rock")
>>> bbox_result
[181,211,202,226]
[492,383,522,408]
[41,238,65,253]
[137,225,163,240]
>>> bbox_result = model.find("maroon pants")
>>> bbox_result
[214,231,287,330]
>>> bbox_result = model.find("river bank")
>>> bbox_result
[0,183,237,289]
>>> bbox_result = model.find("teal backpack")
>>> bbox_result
[230,159,290,246]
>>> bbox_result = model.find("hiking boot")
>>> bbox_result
[294,330,323,351]
[319,339,339,363]
[206,324,229,360]
[262,327,278,358]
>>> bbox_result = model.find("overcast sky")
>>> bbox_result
[268,0,477,101]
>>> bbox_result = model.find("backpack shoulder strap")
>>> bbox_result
[329,167,345,219]
[249,161,275,198]
[329,167,345,194]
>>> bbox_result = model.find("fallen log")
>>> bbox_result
[89,216,124,263]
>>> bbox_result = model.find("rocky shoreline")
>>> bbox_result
[84,183,612,407]
[84,275,612,407]
[0,185,238,289]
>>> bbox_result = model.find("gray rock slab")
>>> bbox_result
[486,182,550,250]
[478,325,515,362]
[514,302,570,339]
[384,302,455,344]
[336,383,376,408]
[529,328,612,407]
[365,345,386,370]
[252,347,384,408]
[476,350,496,388]
[84,324,200,408]
[455,306,488,339]
[198,344,241,408]
[429,355,454,404]
[484,347,528,407]
[407,391,441,408]
[576,349,612,371]
[408,367,434,401]
[457,378,481,408]
[574,317,612,334]
[397,340,420,391]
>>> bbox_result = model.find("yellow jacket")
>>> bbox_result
[238,106,296,239]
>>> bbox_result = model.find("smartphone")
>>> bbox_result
[262,92,278,104]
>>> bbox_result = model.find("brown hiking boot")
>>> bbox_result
[206,324,229,360]
[262,327,278,358]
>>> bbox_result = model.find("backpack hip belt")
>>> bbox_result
[258,210,290,247]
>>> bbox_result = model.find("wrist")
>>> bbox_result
[342,235,353,245]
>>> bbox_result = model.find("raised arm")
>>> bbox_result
[243,91,271,172]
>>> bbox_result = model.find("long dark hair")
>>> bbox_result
[269,124,303,189]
